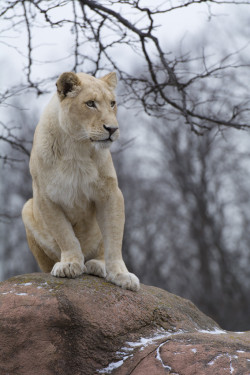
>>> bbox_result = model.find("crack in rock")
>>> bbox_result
[97,329,185,374]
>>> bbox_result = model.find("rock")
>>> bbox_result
[0,273,249,375]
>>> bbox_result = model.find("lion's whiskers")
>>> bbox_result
[77,134,89,141]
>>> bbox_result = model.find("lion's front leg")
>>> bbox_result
[105,260,140,292]
[35,196,85,279]
[96,187,140,291]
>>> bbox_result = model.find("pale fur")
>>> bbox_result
[22,71,140,291]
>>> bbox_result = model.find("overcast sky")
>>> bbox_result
[1,2,248,92]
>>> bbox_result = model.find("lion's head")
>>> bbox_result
[56,71,119,149]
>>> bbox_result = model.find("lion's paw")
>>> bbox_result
[106,272,140,291]
[51,261,86,278]
[85,259,106,278]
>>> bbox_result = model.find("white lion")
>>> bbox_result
[22,71,140,291]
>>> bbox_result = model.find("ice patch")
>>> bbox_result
[156,342,172,370]
[120,346,134,352]
[199,327,226,335]
[97,329,182,374]
[208,353,238,373]
[208,354,223,366]
[0,291,13,295]
[21,282,32,286]
[191,348,197,353]
[15,293,28,296]
[126,331,172,351]
[37,282,49,290]
[98,358,128,374]
[229,355,238,374]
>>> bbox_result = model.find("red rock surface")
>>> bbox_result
[0,273,249,375]
[118,331,250,375]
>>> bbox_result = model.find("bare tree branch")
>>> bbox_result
[1,0,250,153]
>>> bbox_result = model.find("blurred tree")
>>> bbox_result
[114,119,250,330]
[0,103,39,280]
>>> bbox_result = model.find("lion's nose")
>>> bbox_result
[103,125,118,136]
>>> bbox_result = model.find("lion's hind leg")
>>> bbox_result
[22,199,56,273]
[26,228,55,273]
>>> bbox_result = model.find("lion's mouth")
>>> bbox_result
[90,137,113,143]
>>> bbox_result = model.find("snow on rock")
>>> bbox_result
[0,272,249,375]
[198,327,227,335]
[98,329,182,374]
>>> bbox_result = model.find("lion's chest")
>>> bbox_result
[46,157,99,208]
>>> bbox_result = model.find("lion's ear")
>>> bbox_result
[101,72,117,90]
[56,72,82,101]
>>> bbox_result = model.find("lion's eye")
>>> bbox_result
[86,100,96,108]
[111,101,116,108]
